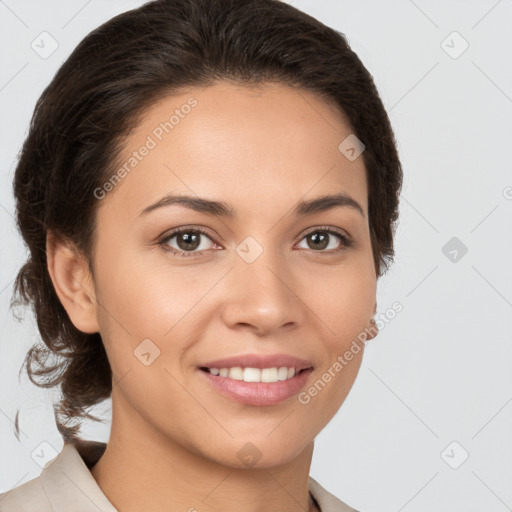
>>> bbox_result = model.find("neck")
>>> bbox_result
[91,391,316,512]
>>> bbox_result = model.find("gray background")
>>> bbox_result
[1,1,511,511]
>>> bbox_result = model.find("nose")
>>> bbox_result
[219,246,304,336]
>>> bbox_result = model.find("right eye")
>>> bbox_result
[158,227,221,258]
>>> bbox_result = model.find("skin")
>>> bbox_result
[46,81,378,512]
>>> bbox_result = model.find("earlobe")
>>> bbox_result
[365,302,379,342]
[46,230,100,334]
[365,317,379,342]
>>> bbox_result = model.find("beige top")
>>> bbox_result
[0,440,358,512]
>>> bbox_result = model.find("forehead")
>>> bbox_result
[98,81,368,222]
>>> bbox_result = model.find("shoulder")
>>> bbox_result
[308,476,360,512]
[0,477,52,511]
[0,439,113,512]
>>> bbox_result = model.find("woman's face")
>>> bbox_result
[88,81,377,467]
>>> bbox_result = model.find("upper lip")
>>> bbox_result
[199,353,314,370]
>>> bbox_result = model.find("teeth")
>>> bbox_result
[229,367,244,380]
[278,367,289,380]
[244,367,261,382]
[206,366,298,382]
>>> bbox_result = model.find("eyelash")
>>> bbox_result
[157,225,353,258]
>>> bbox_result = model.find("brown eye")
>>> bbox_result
[159,228,217,257]
[297,228,351,253]
[306,231,330,250]
[175,231,202,251]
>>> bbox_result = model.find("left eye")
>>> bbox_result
[296,229,348,252]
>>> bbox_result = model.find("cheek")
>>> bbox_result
[303,259,376,342]
[289,260,374,417]
[93,243,181,338]
[92,245,209,391]
[92,252,196,417]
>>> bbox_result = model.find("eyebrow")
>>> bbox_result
[138,192,365,219]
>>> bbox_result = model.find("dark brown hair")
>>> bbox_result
[11,0,403,443]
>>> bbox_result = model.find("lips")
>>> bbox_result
[196,353,314,406]
[198,365,314,406]
[198,353,313,371]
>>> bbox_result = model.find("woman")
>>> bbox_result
[0,0,402,510]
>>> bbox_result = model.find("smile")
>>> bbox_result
[201,366,301,383]
[198,366,314,406]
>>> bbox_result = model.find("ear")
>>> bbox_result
[364,302,379,342]
[46,230,100,334]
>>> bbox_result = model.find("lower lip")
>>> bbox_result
[198,368,314,406]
